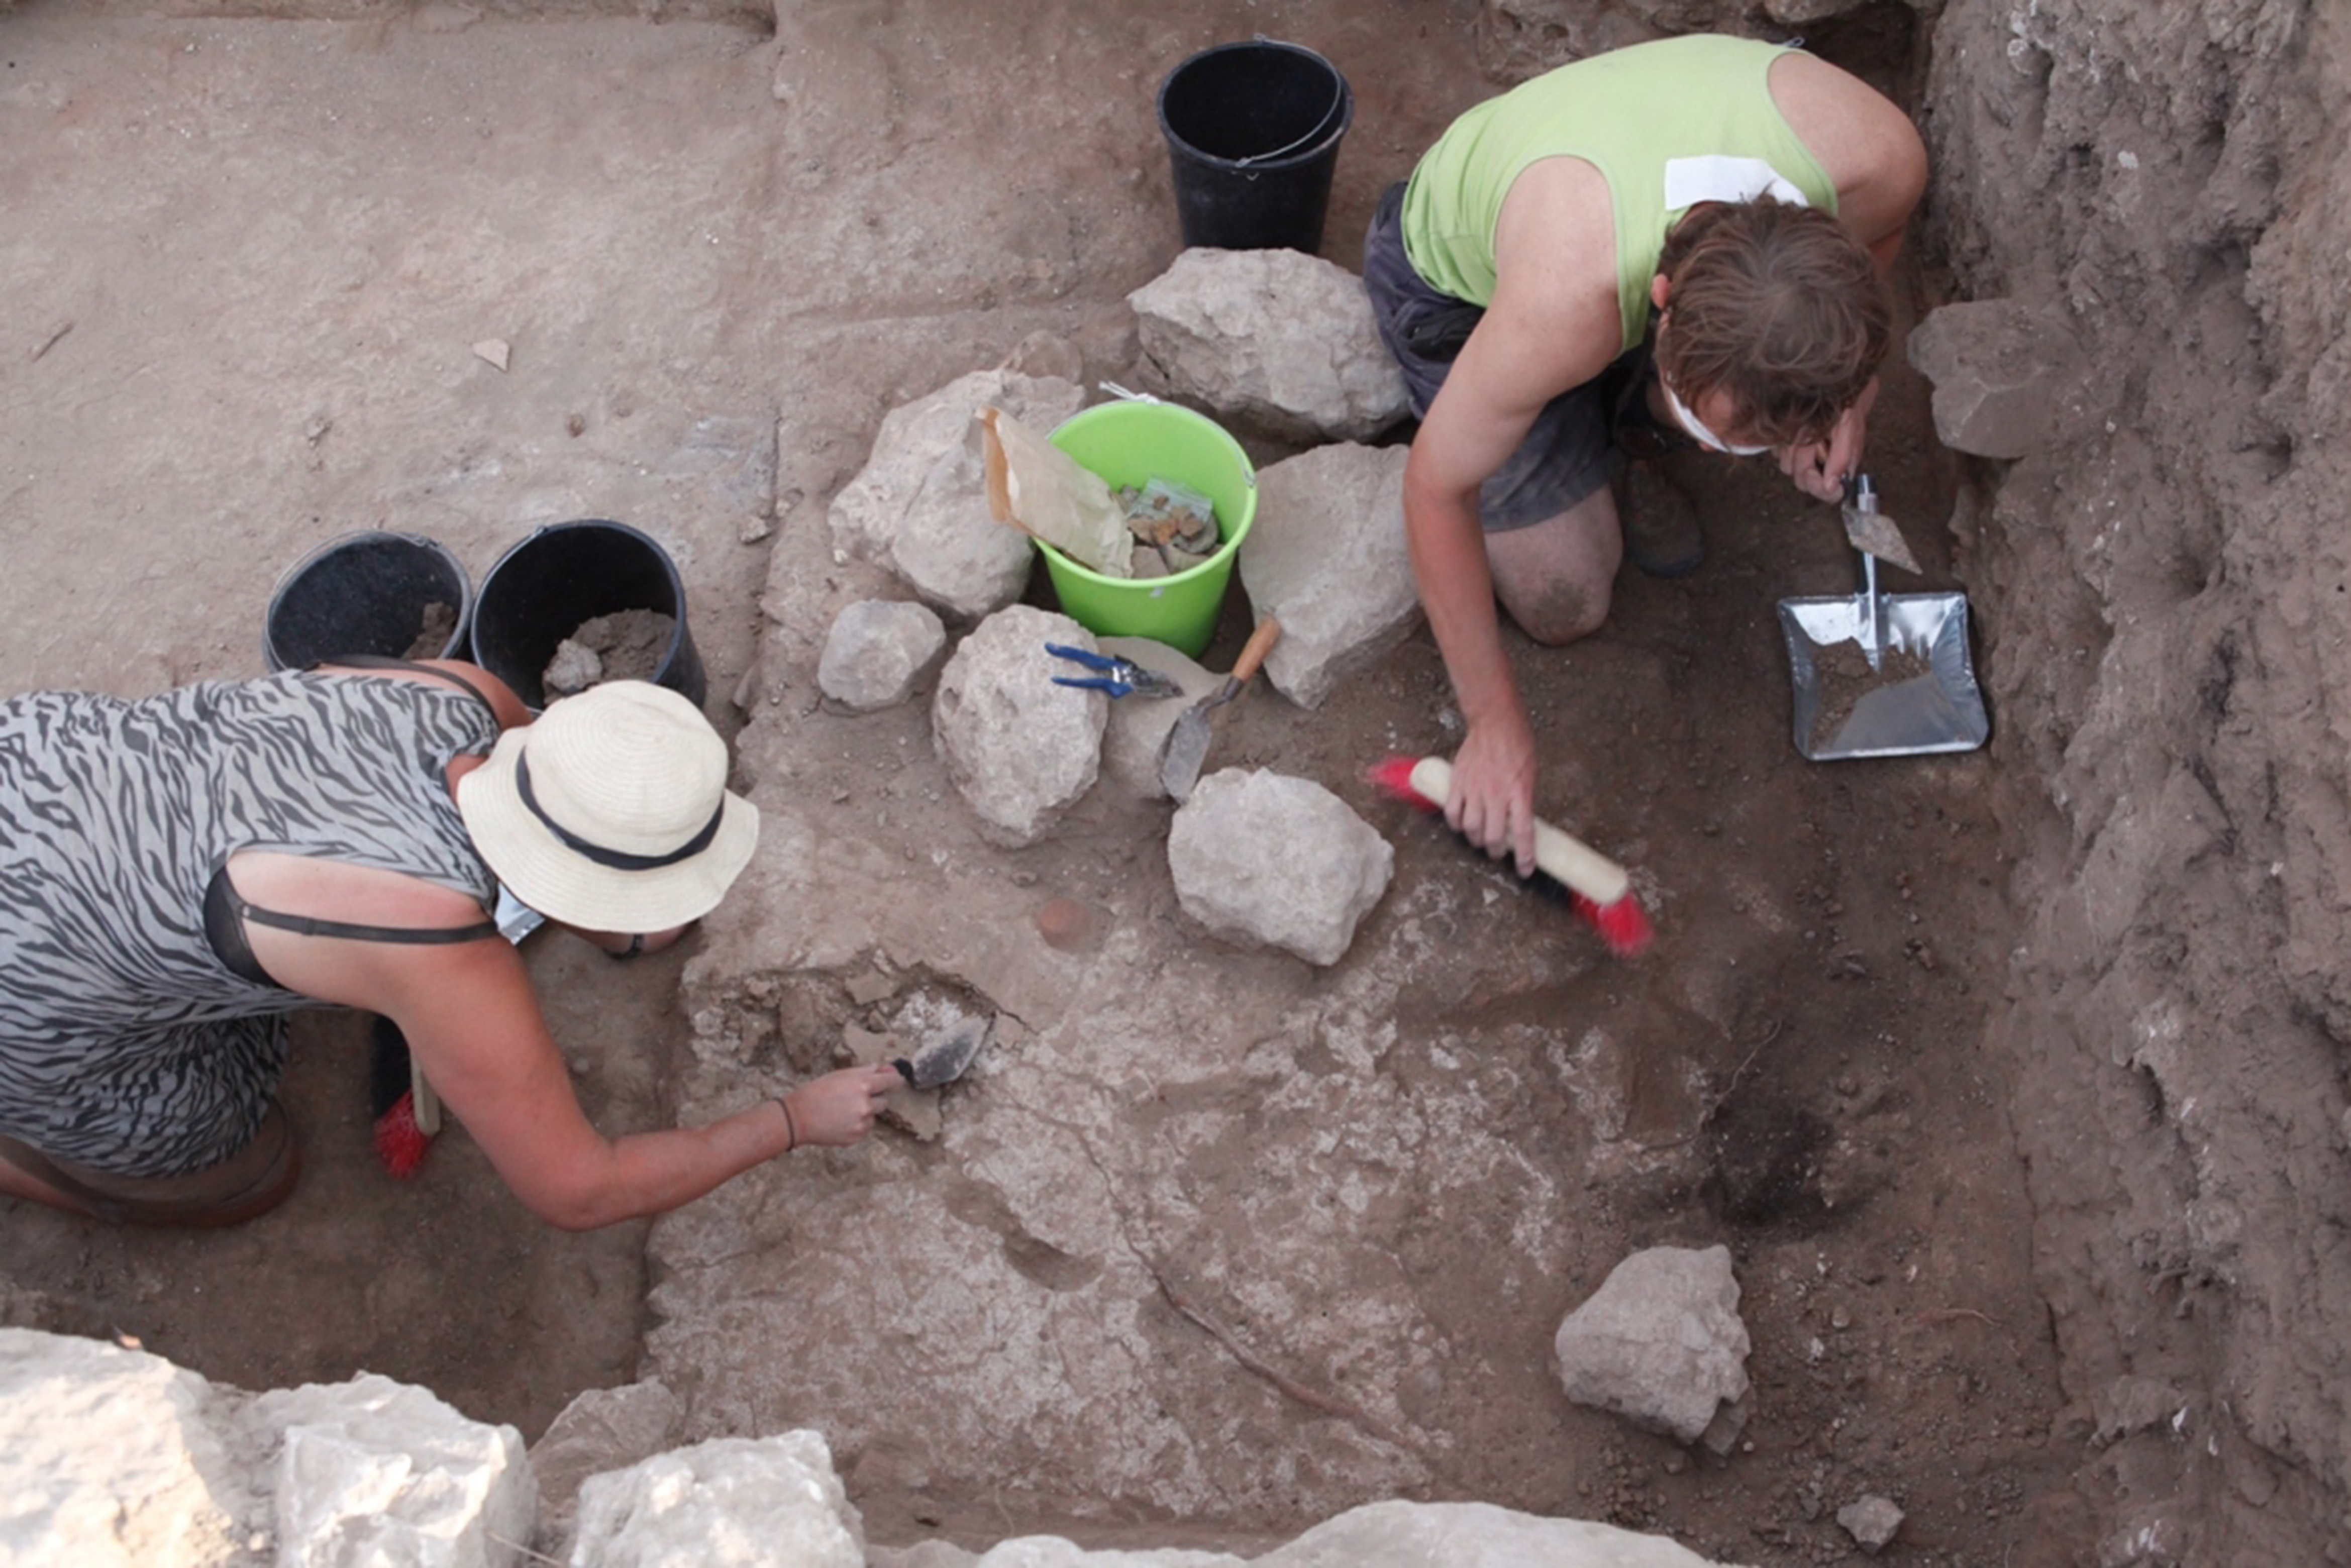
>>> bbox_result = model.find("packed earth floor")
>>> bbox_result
[0,4,2101,1563]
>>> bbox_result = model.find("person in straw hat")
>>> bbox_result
[0,656,895,1228]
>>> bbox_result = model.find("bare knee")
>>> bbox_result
[1502,574,1613,645]
[1485,490,1621,645]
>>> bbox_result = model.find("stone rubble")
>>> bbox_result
[1238,442,1420,710]
[570,1432,866,1568]
[1835,1493,1905,1554]
[1904,297,2098,460]
[1128,248,1409,443]
[1552,1245,1754,1451]
[254,1373,535,1568]
[830,369,1088,620]
[1166,767,1395,965]
[931,605,1107,848]
[819,599,950,713]
[0,1327,255,1568]
[0,1325,532,1568]
[527,1380,682,1555]
[2,1326,1755,1567]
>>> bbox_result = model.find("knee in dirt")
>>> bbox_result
[1507,576,1613,645]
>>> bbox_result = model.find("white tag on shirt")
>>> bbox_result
[1663,155,1810,211]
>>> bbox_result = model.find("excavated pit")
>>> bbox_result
[1,2,2345,1563]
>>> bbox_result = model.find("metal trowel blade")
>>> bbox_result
[892,1015,995,1090]
[1842,499,1921,574]
[1158,708,1213,802]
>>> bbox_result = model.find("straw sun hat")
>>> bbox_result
[457,681,759,932]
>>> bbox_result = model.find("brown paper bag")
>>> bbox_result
[977,406,1134,578]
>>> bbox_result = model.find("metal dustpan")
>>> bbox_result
[1776,475,1988,762]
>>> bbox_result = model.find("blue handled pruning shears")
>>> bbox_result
[1045,643,1181,700]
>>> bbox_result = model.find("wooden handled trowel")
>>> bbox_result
[1158,617,1280,803]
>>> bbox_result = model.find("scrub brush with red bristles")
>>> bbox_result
[1370,754,1655,957]
[368,1015,439,1178]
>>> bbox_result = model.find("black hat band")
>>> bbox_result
[515,751,724,872]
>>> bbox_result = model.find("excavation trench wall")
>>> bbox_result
[1927,1,2351,1560]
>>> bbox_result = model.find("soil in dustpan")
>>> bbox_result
[1808,638,1933,752]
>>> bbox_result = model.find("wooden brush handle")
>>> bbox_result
[1407,756,1631,906]
[1231,617,1281,684]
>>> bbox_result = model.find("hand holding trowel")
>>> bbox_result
[1158,617,1280,802]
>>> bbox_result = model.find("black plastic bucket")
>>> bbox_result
[263,531,472,673]
[468,519,706,712]
[1158,40,1353,254]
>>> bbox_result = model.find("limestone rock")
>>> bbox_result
[1836,1494,1904,1554]
[1257,1498,1736,1566]
[1239,443,1418,709]
[968,1542,1242,1566]
[871,1543,984,1568]
[544,638,603,697]
[819,599,949,712]
[1552,1244,1752,1447]
[932,605,1106,847]
[1129,249,1408,443]
[1094,635,1219,799]
[528,1380,682,1559]
[1760,0,1876,24]
[570,1432,864,1568]
[1168,768,1394,965]
[252,1372,534,1568]
[1905,297,2095,460]
[0,1328,254,1568]
[830,369,1087,619]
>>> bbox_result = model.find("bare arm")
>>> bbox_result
[1408,163,1627,871]
[317,658,536,733]
[247,887,894,1229]
[384,942,896,1228]
[1404,364,1540,874]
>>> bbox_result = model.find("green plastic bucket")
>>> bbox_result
[1041,399,1257,659]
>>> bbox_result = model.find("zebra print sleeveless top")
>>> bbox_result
[0,670,500,1175]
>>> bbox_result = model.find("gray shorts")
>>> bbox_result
[1363,182,1655,532]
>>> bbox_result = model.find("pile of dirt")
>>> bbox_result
[543,608,675,697]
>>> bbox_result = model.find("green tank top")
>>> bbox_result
[1400,35,1838,352]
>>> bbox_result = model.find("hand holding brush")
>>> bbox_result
[1370,754,1654,957]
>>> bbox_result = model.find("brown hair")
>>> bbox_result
[1652,198,1889,449]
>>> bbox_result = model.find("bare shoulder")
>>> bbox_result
[316,657,531,729]
[1484,156,1626,393]
[1495,155,1616,292]
[1766,51,1927,240]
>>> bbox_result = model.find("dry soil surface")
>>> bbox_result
[0,6,2086,1563]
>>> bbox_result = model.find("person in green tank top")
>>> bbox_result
[1362,34,1926,875]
